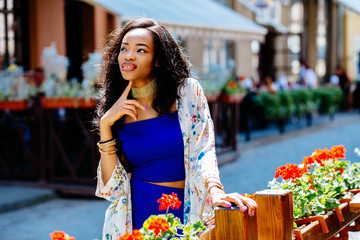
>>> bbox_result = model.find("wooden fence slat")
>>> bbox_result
[214,205,257,240]
[350,193,360,213]
[255,189,294,240]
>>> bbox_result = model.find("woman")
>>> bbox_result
[94,18,257,239]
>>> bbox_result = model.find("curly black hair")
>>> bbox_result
[93,18,190,131]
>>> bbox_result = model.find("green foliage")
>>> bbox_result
[313,87,343,114]
[255,91,293,121]
[255,86,342,122]
[287,88,318,116]
[269,159,359,220]
[141,214,205,240]
[222,77,247,96]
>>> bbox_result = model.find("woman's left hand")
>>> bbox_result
[211,192,257,217]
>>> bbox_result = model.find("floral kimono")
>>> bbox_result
[96,78,220,240]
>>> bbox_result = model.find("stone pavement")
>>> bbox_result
[0,197,108,240]
[0,111,360,240]
[0,186,56,214]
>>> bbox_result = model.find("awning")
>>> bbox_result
[84,0,267,41]
[237,0,288,34]
[336,0,360,14]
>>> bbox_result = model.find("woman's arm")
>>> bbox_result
[98,81,146,184]
[99,123,118,184]
[189,79,257,216]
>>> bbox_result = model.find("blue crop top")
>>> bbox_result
[118,111,185,182]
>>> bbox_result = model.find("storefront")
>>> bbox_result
[84,0,267,77]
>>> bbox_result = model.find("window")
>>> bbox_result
[0,0,14,68]
[0,0,28,69]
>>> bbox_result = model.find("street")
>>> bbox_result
[1,112,360,240]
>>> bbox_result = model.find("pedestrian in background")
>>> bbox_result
[336,66,352,111]
[93,18,257,239]
[299,59,307,85]
[304,64,318,89]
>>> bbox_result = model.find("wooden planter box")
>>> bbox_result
[294,192,360,240]
[208,190,360,240]
[0,100,28,111]
[41,97,95,109]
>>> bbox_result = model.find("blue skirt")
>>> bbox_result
[131,176,185,230]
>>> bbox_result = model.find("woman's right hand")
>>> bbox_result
[100,81,147,128]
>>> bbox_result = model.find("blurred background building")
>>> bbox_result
[1,0,360,82]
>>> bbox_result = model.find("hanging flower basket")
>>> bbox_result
[41,97,95,109]
[0,100,29,111]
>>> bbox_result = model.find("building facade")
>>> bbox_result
[0,0,268,83]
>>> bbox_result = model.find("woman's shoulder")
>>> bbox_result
[181,78,203,93]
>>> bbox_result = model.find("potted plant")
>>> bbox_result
[0,64,37,110]
[119,193,206,240]
[200,64,231,102]
[40,44,99,109]
[220,77,247,103]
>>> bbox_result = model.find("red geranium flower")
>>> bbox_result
[50,231,75,240]
[50,231,65,240]
[335,168,344,174]
[119,230,144,240]
[131,230,144,240]
[329,145,346,160]
[157,193,181,211]
[275,163,307,180]
[148,217,170,237]
[241,193,255,200]
[228,80,237,88]
[302,155,316,168]
[301,145,346,167]
[119,232,132,240]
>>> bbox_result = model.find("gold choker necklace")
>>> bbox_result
[131,79,157,98]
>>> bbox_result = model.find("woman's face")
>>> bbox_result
[118,28,156,84]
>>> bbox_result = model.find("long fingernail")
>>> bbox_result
[144,106,147,110]
[226,203,231,207]
[242,206,247,212]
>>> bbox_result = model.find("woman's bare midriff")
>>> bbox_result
[146,180,185,189]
